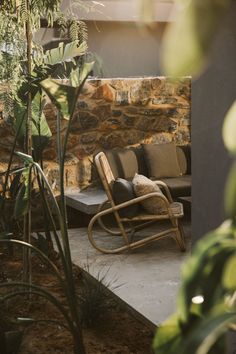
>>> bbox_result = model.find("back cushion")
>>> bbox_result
[142,142,181,179]
[117,149,139,179]
[130,146,148,176]
[181,144,191,174]
[112,178,139,218]
[105,148,139,180]
[104,150,122,179]
[176,146,188,175]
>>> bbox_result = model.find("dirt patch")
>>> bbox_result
[0,245,155,354]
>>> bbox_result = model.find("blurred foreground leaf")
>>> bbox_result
[139,0,155,24]
[223,254,236,290]
[154,222,236,354]
[224,162,236,219]
[162,0,231,77]
[223,100,236,155]
[153,314,181,353]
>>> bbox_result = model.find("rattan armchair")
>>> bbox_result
[87,152,186,254]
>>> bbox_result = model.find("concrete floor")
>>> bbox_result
[67,220,191,327]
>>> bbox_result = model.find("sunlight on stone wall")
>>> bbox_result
[0,77,191,191]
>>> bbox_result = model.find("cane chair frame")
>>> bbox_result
[87,152,186,254]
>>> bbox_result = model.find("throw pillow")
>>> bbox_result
[112,178,139,218]
[132,174,167,214]
[142,142,181,179]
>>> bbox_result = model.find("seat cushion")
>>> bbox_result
[112,178,139,218]
[160,175,191,198]
[142,142,181,179]
[132,174,167,215]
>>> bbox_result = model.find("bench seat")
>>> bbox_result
[159,175,191,198]
[65,188,107,215]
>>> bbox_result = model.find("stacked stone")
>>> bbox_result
[0,77,191,191]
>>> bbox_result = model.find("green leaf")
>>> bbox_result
[0,232,13,240]
[15,152,33,164]
[222,100,236,155]
[70,61,94,114]
[181,310,235,354]
[40,78,76,119]
[14,103,27,143]
[31,92,52,160]
[178,225,235,321]
[154,308,236,354]
[14,94,52,159]
[40,61,94,119]
[14,167,30,219]
[162,0,231,77]
[223,254,236,290]
[224,162,236,219]
[73,61,94,87]
[153,314,182,353]
[17,317,34,323]
[44,41,87,66]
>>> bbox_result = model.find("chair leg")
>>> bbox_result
[175,221,186,252]
[88,212,127,253]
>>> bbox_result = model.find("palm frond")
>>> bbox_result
[69,20,88,44]
[17,0,28,24]
[77,21,88,44]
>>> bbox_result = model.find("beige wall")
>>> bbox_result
[87,21,166,77]
[62,0,180,22]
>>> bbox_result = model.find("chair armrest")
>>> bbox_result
[116,192,170,210]
[154,180,173,203]
[94,192,172,219]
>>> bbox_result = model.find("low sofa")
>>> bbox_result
[104,142,191,199]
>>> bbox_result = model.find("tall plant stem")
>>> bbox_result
[56,109,86,354]
[23,1,33,284]
[34,161,86,354]
[58,78,91,354]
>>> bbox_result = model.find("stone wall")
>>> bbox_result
[0,77,191,191]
